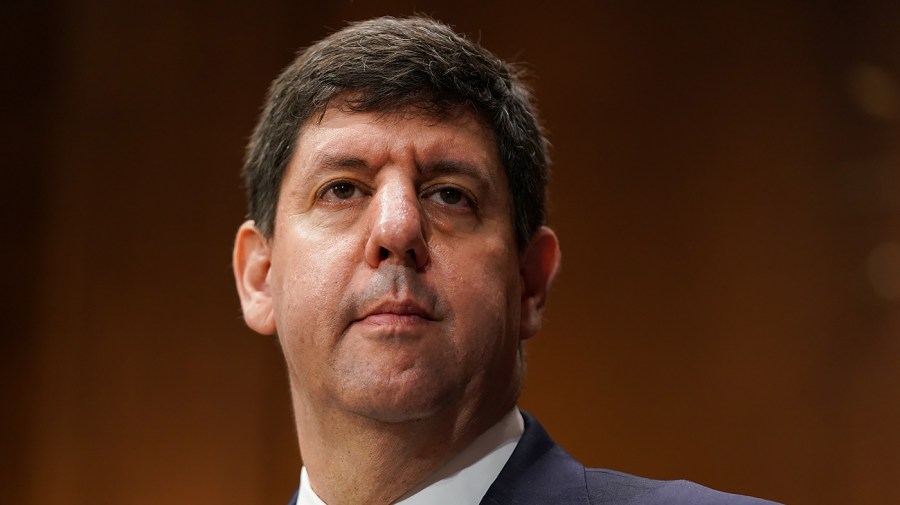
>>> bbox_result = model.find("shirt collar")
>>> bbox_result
[298,407,524,505]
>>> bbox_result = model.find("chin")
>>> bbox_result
[345,394,450,424]
[337,369,463,424]
[353,405,441,424]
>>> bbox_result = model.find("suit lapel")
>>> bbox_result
[480,412,591,505]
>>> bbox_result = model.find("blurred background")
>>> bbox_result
[3,1,899,504]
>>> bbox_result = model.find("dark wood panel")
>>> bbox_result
[6,1,898,504]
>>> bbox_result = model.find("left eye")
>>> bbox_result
[427,187,468,206]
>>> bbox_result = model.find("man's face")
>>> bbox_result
[235,103,557,423]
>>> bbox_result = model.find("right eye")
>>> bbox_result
[320,181,363,202]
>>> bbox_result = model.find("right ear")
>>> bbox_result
[233,220,276,335]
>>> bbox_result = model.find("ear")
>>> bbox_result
[233,220,277,335]
[519,226,561,340]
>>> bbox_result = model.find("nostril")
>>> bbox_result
[407,249,416,262]
[379,247,389,261]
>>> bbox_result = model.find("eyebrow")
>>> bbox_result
[425,159,495,193]
[311,153,489,175]
[295,154,372,189]
[303,152,495,193]
[423,160,482,179]
[311,153,370,172]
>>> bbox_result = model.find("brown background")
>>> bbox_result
[4,1,899,504]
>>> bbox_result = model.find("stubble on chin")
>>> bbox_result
[321,264,460,423]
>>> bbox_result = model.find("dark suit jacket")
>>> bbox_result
[479,412,780,504]
[287,412,781,504]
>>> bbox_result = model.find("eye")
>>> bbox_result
[425,186,473,208]
[320,181,364,202]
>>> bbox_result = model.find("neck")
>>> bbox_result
[293,391,512,505]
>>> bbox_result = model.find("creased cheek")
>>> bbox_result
[282,256,361,349]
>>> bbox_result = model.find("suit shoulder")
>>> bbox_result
[584,468,782,505]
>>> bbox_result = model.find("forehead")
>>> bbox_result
[308,102,492,152]
[286,102,506,186]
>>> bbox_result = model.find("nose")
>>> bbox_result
[364,182,429,270]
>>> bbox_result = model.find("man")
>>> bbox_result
[233,16,779,505]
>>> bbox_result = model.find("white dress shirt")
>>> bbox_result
[298,408,524,505]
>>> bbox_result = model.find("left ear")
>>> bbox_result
[519,226,561,340]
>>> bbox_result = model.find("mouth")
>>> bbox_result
[354,300,436,327]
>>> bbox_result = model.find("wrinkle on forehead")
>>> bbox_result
[291,104,502,188]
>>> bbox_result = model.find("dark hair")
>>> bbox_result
[243,16,549,248]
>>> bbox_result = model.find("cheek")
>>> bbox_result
[270,227,362,345]
[432,236,522,344]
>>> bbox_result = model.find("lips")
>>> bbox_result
[354,300,435,326]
